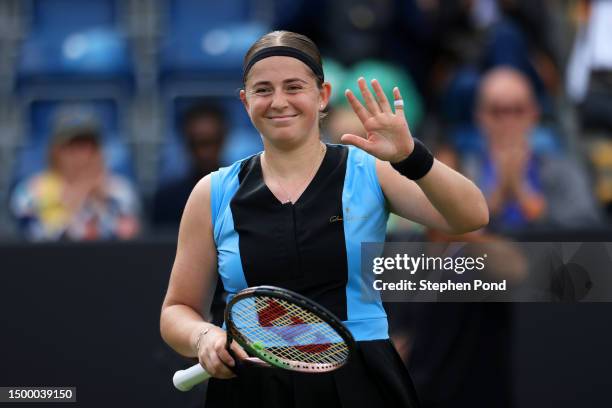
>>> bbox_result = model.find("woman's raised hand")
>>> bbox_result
[341,78,414,163]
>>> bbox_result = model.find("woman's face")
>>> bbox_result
[240,56,330,146]
[52,137,103,177]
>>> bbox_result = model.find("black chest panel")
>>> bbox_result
[230,145,349,320]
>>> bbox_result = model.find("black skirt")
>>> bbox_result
[205,340,420,408]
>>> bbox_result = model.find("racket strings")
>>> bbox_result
[235,325,349,365]
[241,320,349,367]
[254,298,343,353]
[233,301,342,352]
[230,296,350,368]
[268,342,350,365]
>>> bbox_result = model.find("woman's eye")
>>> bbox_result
[287,85,303,92]
[254,88,271,94]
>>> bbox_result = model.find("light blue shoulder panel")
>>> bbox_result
[210,159,250,296]
[342,146,390,340]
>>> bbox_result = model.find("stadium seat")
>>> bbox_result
[18,0,131,82]
[159,0,268,78]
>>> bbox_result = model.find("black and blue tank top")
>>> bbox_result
[210,144,390,341]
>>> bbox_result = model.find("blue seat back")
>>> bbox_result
[160,0,268,76]
[18,0,130,79]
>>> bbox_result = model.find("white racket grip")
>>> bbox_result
[173,363,211,391]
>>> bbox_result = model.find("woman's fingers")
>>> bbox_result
[204,349,236,379]
[197,329,238,379]
[371,79,392,114]
[393,87,404,114]
[217,345,236,368]
[340,133,375,154]
[342,81,413,161]
[345,89,371,124]
[346,79,403,123]
[357,77,382,114]
[229,341,250,360]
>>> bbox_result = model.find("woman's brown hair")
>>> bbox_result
[242,31,324,89]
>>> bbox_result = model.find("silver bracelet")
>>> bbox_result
[195,327,211,353]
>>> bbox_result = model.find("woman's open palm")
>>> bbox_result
[341,77,415,163]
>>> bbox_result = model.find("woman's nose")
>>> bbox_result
[270,90,288,109]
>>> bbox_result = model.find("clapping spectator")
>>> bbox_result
[10,107,140,241]
[465,67,601,232]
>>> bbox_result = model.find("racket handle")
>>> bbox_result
[173,363,211,391]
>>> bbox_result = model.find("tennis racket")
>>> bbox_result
[173,285,355,391]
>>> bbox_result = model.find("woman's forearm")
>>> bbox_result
[160,303,213,358]
[416,160,489,233]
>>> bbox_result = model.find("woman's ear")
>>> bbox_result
[319,82,332,111]
[240,89,249,113]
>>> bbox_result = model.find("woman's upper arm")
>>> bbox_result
[162,174,218,317]
[376,159,452,232]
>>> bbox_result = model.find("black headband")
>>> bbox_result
[242,46,324,84]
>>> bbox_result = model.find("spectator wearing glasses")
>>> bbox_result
[464,67,601,232]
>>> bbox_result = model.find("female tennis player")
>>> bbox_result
[160,31,488,407]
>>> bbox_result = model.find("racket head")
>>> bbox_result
[225,286,355,373]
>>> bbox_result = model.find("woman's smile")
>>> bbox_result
[266,113,299,124]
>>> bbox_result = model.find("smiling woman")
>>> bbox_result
[240,49,329,154]
[241,56,327,149]
[160,30,489,408]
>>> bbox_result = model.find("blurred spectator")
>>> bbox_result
[152,101,227,228]
[10,107,140,241]
[464,67,601,232]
